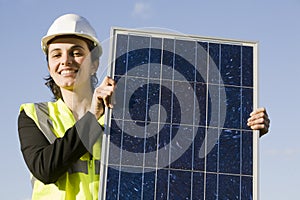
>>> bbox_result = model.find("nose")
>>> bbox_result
[61,52,72,66]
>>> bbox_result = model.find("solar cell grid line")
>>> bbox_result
[99,27,259,200]
[166,38,175,200]
[153,37,163,200]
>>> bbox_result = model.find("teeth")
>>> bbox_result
[61,70,76,75]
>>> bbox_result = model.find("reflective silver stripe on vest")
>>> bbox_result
[34,102,57,143]
[95,160,100,174]
[68,160,100,175]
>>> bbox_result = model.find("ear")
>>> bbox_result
[91,59,99,74]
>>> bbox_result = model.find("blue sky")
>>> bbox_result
[1,1,299,199]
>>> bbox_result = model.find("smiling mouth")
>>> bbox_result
[60,69,78,76]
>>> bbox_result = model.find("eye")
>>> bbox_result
[50,52,61,58]
[72,50,84,57]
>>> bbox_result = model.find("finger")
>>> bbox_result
[96,88,114,98]
[96,82,115,94]
[247,118,269,131]
[97,90,114,108]
[248,112,265,122]
[250,107,266,116]
[102,76,116,87]
[247,117,264,126]
[101,96,111,108]
[249,118,268,128]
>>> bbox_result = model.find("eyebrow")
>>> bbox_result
[71,45,86,50]
[49,45,87,54]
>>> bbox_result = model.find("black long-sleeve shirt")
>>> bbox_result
[18,110,103,184]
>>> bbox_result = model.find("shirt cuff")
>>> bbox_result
[75,112,103,154]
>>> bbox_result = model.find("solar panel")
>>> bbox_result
[99,28,259,200]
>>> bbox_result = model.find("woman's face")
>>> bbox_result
[47,37,98,91]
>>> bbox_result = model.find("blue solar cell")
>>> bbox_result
[143,171,155,200]
[105,167,120,199]
[119,168,143,199]
[196,42,208,84]
[174,40,196,82]
[242,46,254,87]
[242,87,254,130]
[108,120,121,165]
[219,129,241,174]
[205,173,218,199]
[162,39,175,80]
[242,131,253,175]
[156,169,169,199]
[125,77,148,120]
[193,127,205,171]
[144,134,158,168]
[169,170,191,199]
[192,172,205,200]
[194,82,207,126]
[170,125,193,170]
[206,128,219,173]
[208,43,220,84]
[149,46,162,79]
[127,48,149,78]
[218,174,240,199]
[173,81,194,125]
[157,123,171,168]
[207,84,220,127]
[224,86,241,129]
[160,80,173,123]
[122,121,145,154]
[241,176,253,199]
[220,44,241,86]
[99,28,258,200]
[114,34,128,76]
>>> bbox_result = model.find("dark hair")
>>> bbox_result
[44,35,100,100]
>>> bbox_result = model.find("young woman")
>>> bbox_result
[18,13,115,199]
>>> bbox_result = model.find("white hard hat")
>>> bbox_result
[41,13,102,57]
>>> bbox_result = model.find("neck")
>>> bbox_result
[61,86,93,120]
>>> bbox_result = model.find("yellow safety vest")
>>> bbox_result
[20,99,104,200]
